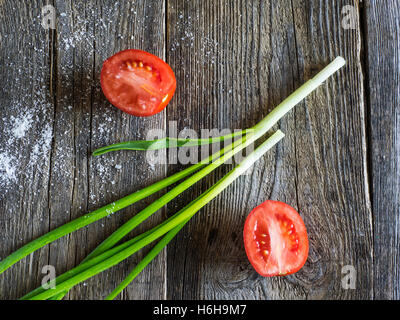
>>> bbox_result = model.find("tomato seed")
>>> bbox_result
[254,226,271,263]
[277,215,300,252]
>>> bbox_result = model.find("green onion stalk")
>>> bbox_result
[25,130,285,300]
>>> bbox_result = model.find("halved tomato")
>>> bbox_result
[243,200,309,277]
[100,49,176,117]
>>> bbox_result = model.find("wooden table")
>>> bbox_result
[0,0,398,300]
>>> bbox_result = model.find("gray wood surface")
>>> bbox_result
[0,0,53,299]
[166,0,373,300]
[0,0,168,300]
[0,0,398,300]
[365,0,400,300]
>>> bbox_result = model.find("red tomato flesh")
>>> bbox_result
[100,49,176,117]
[243,200,309,276]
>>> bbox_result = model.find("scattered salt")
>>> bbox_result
[11,113,34,139]
[0,153,17,184]
[0,97,53,197]
[169,14,220,65]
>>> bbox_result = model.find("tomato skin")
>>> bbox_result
[100,49,176,117]
[243,200,309,277]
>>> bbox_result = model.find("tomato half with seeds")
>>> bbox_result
[243,200,309,277]
[100,49,176,117]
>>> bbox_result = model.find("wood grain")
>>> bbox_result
[0,0,53,299]
[50,0,167,300]
[166,0,373,299]
[0,0,167,299]
[0,0,398,300]
[365,0,400,299]
[166,0,298,299]
[289,0,373,299]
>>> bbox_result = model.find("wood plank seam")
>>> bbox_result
[357,0,375,299]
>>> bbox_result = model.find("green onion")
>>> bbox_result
[26,130,285,300]
[93,130,252,156]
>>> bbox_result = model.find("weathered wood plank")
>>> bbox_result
[2,0,397,300]
[0,0,167,299]
[166,0,302,299]
[166,0,373,299]
[289,0,373,299]
[0,0,54,299]
[365,0,400,299]
[49,0,167,300]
